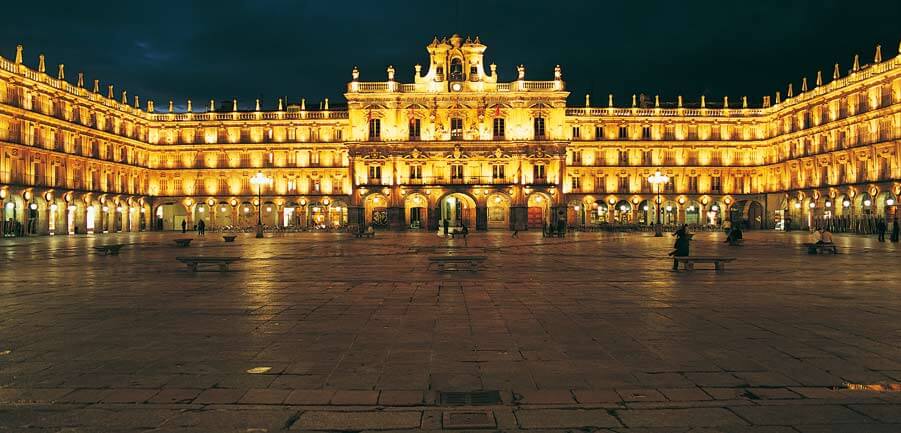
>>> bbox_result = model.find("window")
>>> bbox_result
[572,150,582,165]
[335,129,342,141]
[710,176,721,193]
[493,118,505,139]
[533,164,546,181]
[572,126,581,139]
[409,118,421,140]
[533,117,546,139]
[595,126,604,140]
[571,176,581,191]
[618,176,630,192]
[618,150,629,165]
[688,176,698,193]
[451,164,464,179]
[642,126,651,139]
[450,118,463,140]
[595,175,606,192]
[368,119,380,140]
[618,126,628,139]
[492,164,505,180]
[449,58,463,81]
[664,177,675,193]
[409,165,422,180]
[641,150,652,166]
[368,165,381,184]
[469,65,478,80]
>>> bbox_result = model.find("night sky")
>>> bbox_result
[2,1,899,110]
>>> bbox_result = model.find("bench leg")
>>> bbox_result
[191,263,198,272]
[219,264,228,272]
[685,262,694,271]
[715,262,724,272]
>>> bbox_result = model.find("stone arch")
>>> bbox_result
[404,193,430,229]
[486,192,511,230]
[526,191,552,229]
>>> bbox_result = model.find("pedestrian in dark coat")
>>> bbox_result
[891,218,900,243]
[876,218,887,242]
[670,224,691,270]
[181,219,187,233]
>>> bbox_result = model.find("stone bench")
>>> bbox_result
[354,231,375,238]
[803,242,837,254]
[449,231,468,239]
[173,238,193,247]
[93,244,125,255]
[428,255,486,272]
[727,238,744,246]
[674,256,736,272]
[222,235,237,242]
[176,256,241,272]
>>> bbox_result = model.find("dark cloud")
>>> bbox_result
[2,0,898,109]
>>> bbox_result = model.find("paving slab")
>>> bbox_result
[292,410,422,430]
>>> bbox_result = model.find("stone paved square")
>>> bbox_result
[1,230,900,431]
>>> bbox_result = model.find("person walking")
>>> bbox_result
[181,219,187,233]
[443,219,449,236]
[461,223,469,246]
[197,219,206,236]
[876,218,886,242]
[669,224,691,270]
[891,217,899,243]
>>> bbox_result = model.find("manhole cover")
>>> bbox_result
[443,411,496,429]
[439,390,502,406]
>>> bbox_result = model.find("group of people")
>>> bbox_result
[180,219,206,235]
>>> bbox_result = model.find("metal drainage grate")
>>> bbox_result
[439,390,502,406]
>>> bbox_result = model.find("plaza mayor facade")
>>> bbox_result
[0,34,899,235]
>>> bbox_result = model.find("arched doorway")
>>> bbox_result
[405,193,429,229]
[364,193,389,228]
[486,193,510,230]
[567,200,585,226]
[527,192,550,229]
[685,201,701,225]
[439,192,476,230]
[638,200,651,225]
[214,202,233,228]
[706,201,723,226]
[614,200,632,223]
[730,200,764,229]
[590,201,608,224]
[662,201,678,225]
[156,202,187,231]
[329,200,348,228]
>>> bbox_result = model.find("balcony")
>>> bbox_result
[398,176,513,186]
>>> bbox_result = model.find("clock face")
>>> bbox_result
[451,82,462,92]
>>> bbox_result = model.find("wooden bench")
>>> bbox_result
[222,235,237,242]
[803,242,837,254]
[449,231,468,239]
[354,231,375,238]
[173,238,193,247]
[428,255,486,272]
[93,244,125,255]
[176,256,241,272]
[674,256,736,272]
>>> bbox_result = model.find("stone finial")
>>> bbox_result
[833,63,840,80]
[631,94,637,107]
[723,96,729,109]
[654,95,660,108]
[57,64,65,80]
[801,77,808,92]
[14,44,23,64]
[852,54,860,72]
[414,64,421,77]
[701,95,706,108]
[121,90,127,104]
[76,72,84,88]
[678,95,683,108]
[255,98,260,111]
[324,98,329,110]
[608,93,613,107]
[874,44,882,63]
[38,54,46,73]
[134,95,139,108]
[517,64,525,80]
[147,100,154,112]
[168,100,174,113]
[387,65,395,81]
[301,98,306,110]
[93,79,100,93]
[187,99,192,112]
[787,83,793,98]
[209,99,215,111]
[107,84,114,99]
[816,70,823,86]
[742,96,748,108]
[775,91,781,104]
[554,65,562,80]
[278,98,283,111]
[490,63,497,76]
[585,93,590,107]
[352,66,360,80]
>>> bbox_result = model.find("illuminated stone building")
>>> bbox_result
[0,35,899,235]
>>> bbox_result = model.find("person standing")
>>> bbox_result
[443,219,449,236]
[670,224,691,270]
[876,218,886,242]
[197,219,206,236]
[181,219,187,233]
[891,217,899,243]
